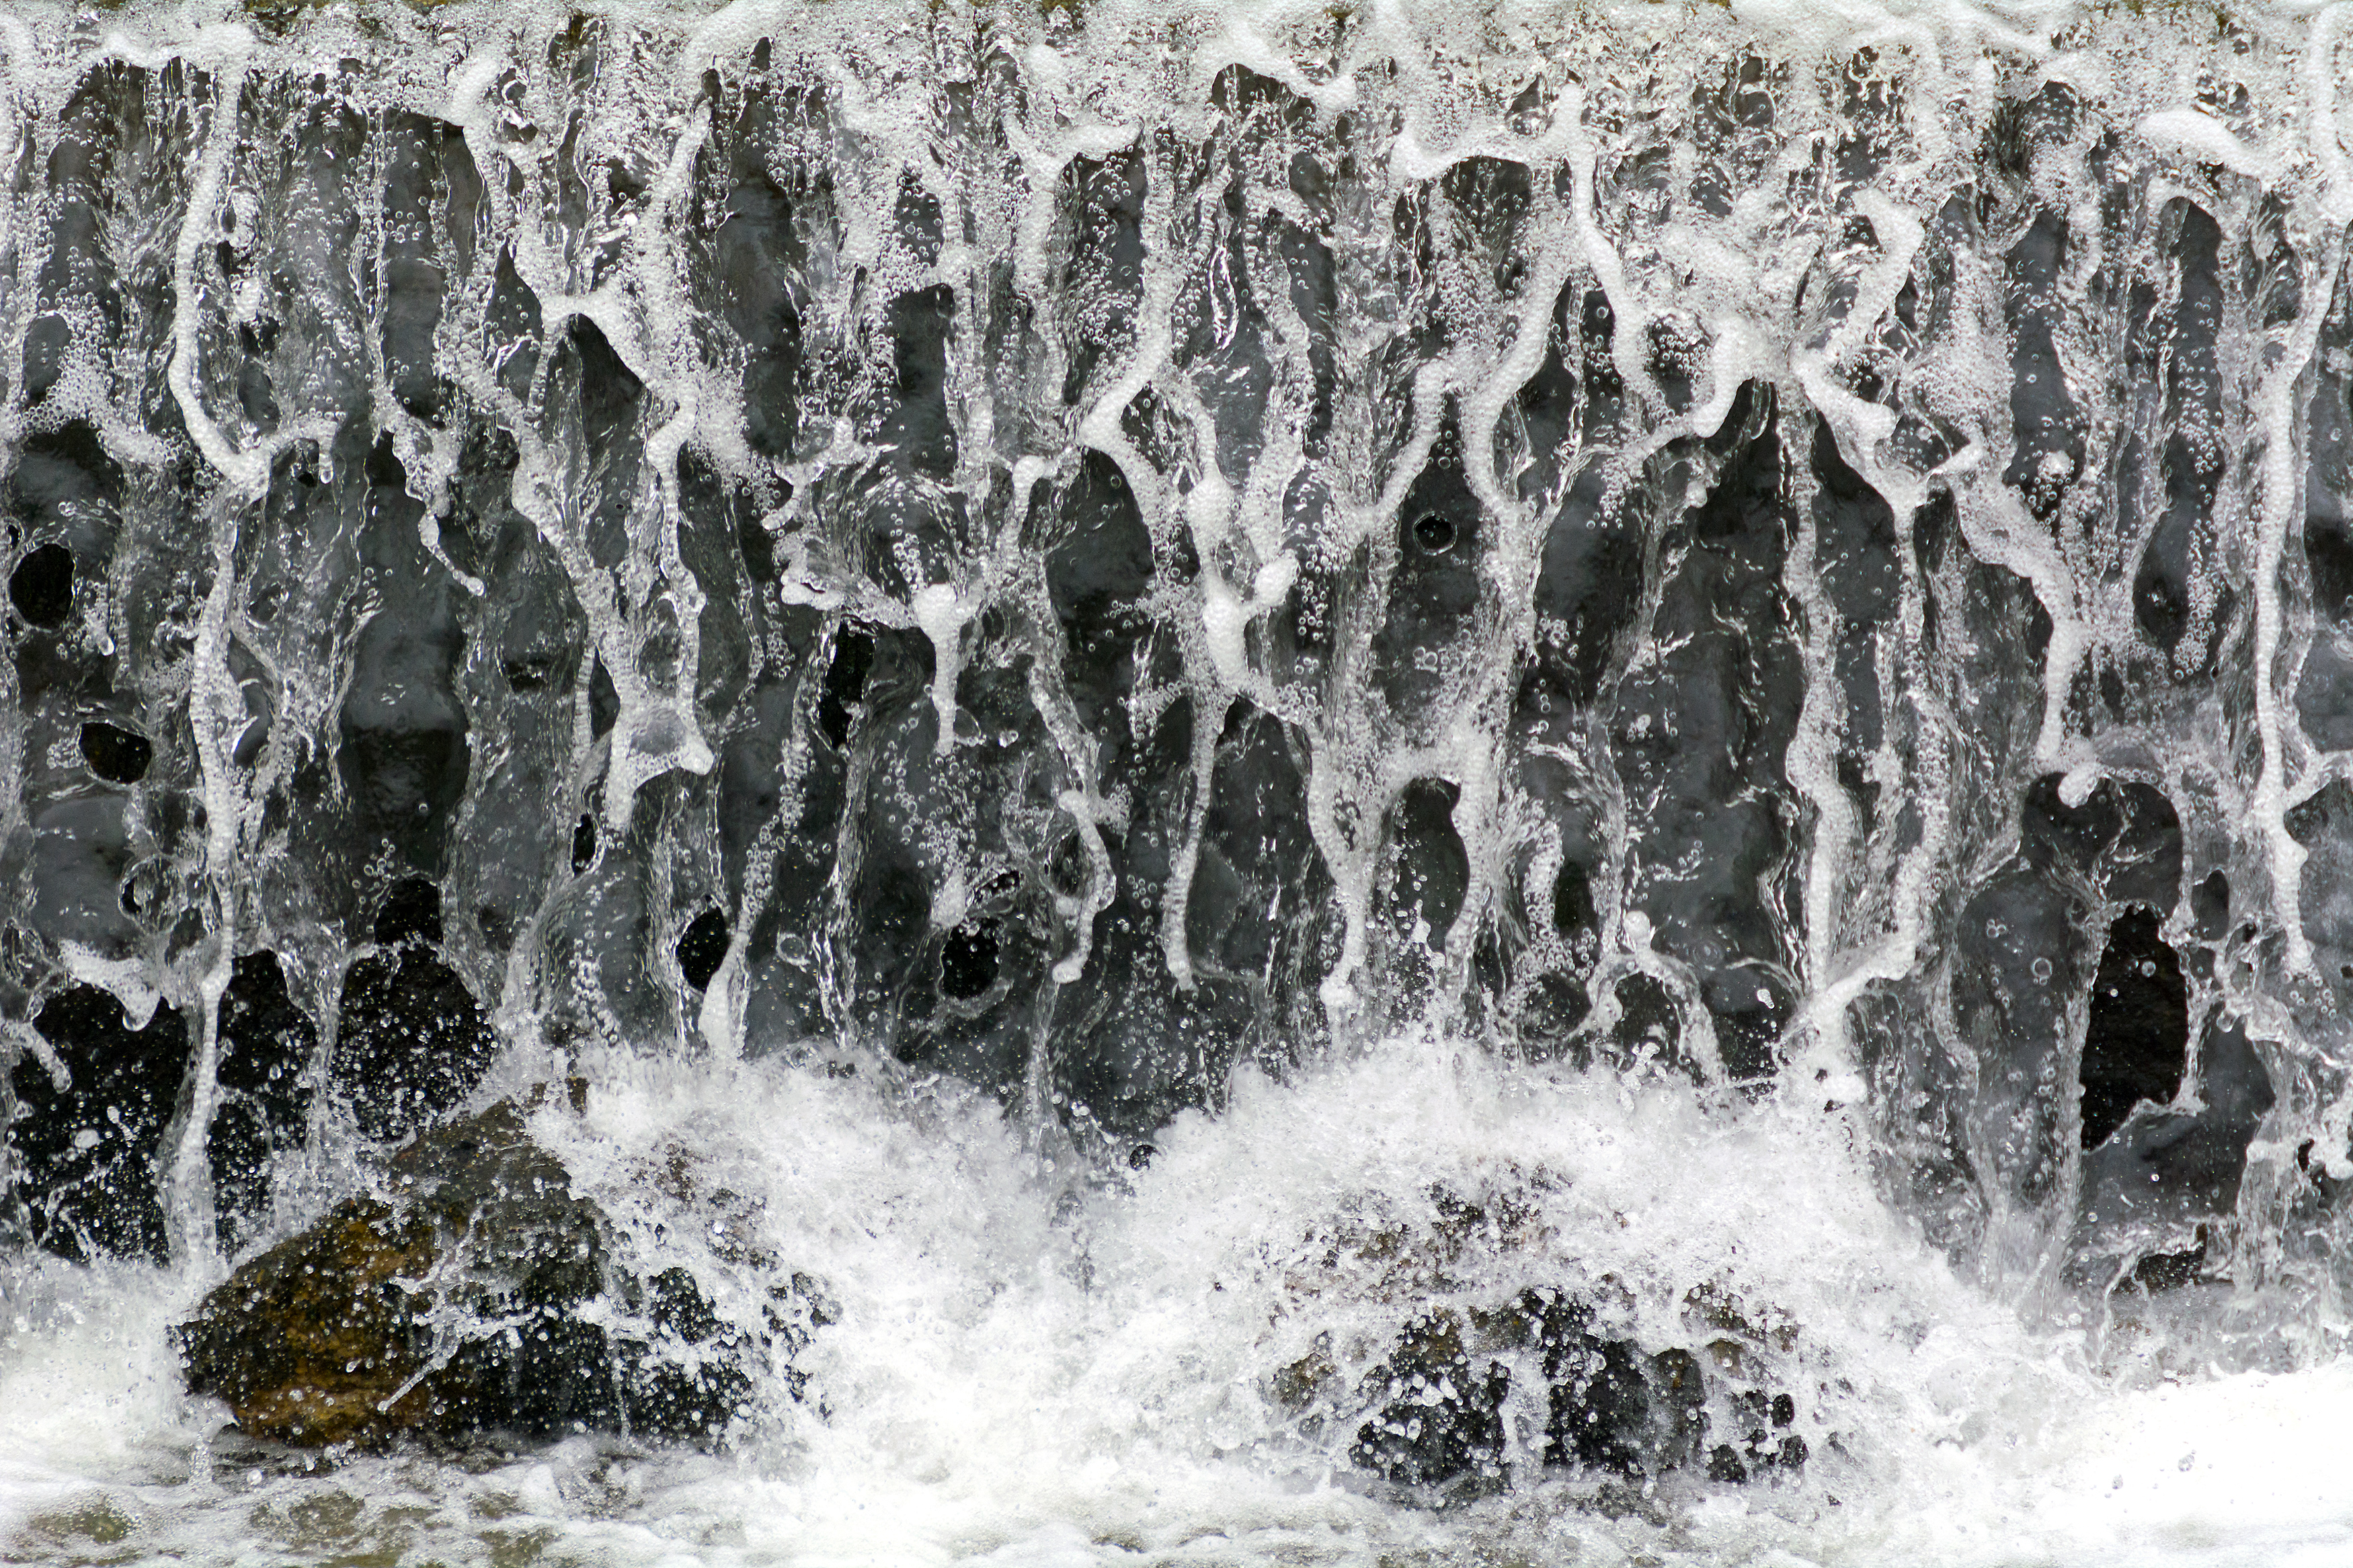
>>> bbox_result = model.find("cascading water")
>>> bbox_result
[3,0,2353,1561]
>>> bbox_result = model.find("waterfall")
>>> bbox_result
[4,0,2353,1561]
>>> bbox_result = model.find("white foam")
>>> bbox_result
[2139,109,2276,183]
[7,1042,2353,1564]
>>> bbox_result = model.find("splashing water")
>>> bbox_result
[5,0,2353,1560]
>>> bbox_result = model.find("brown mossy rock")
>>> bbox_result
[177,1094,795,1450]
[179,1199,438,1446]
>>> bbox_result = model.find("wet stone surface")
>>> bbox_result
[329,880,503,1143]
[177,1091,824,1450]
[1272,1178,1812,1505]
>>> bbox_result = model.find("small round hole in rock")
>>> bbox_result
[79,721,153,785]
[1410,513,1458,554]
[11,543,73,628]
[677,909,730,991]
[940,920,999,1000]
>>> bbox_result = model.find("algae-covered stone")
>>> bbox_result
[178,1198,439,1446]
[177,1094,813,1449]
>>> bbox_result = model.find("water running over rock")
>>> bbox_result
[5,0,2353,1561]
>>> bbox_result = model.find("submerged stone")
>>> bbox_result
[1275,1177,1810,1503]
[177,1093,817,1449]
[1328,1286,1807,1503]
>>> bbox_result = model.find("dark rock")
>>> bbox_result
[1953,865,2091,1211]
[1605,384,1804,1083]
[1276,1178,1809,1501]
[2019,774,2183,907]
[372,877,444,946]
[177,1095,815,1449]
[179,1196,441,1446]
[1386,779,1469,952]
[815,626,874,750]
[2122,1233,2210,1293]
[6,964,320,1261]
[939,920,998,999]
[334,472,472,872]
[2079,906,2188,1148]
[588,657,619,739]
[1374,419,1488,722]
[1337,1288,1788,1504]
[676,909,729,990]
[209,951,319,1251]
[331,944,501,1141]
[1325,1283,1808,1501]
[1545,1307,1702,1479]
[1350,1308,1511,1495]
[2069,1018,2274,1286]
[5,987,189,1262]
[2190,870,2230,941]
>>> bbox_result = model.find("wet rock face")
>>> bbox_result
[2079,907,2190,1150]
[180,1197,441,1446]
[3,961,315,1261]
[210,952,320,1252]
[329,880,502,1143]
[177,1095,817,1449]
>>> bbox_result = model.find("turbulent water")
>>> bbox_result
[4,0,2353,1561]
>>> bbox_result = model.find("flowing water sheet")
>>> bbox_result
[3,0,2353,1562]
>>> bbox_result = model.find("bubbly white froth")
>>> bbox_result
[0,1041,2349,1563]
